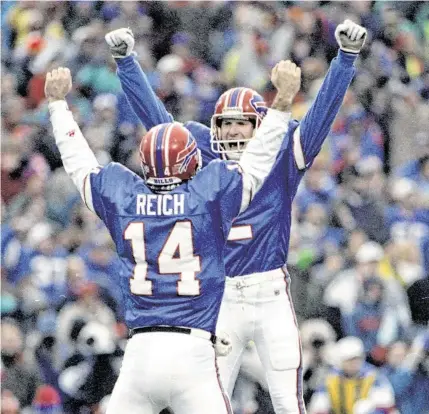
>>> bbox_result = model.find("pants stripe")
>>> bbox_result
[282,268,307,414]
[214,356,234,414]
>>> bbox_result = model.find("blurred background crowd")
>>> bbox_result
[1,1,429,413]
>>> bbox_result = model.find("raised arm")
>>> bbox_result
[293,20,367,169]
[45,68,99,212]
[238,60,301,213]
[105,28,173,129]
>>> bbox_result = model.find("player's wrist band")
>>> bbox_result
[129,325,217,344]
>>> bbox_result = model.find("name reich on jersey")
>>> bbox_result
[136,193,185,216]
[88,160,243,334]
[116,50,357,278]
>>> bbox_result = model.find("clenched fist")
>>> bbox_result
[45,67,72,103]
[271,60,301,104]
[105,28,135,59]
[335,20,367,54]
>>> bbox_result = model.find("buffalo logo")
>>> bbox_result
[176,138,198,174]
[250,96,268,119]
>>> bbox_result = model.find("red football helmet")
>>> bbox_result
[139,122,201,193]
[211,87,268,158]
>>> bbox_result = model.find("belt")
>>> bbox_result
[226,267,288,288]
[129,326,217,344]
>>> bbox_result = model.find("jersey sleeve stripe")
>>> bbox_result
[239,172,252,214]
[293,126,306,170]
[83,167,101,213]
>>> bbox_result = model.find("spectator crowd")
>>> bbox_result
[1,1,429,413]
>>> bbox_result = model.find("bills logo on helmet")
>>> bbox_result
[250,95,268,119]
[139,122,201,191]
[177,138,198,174]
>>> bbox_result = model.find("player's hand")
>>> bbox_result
[335,20,367,54]
[105,28,135,59]
[45,67,72,103]
[215,331,232,357]
[271,60,301,103]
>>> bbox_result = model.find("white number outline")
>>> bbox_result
[227,224,253,241]
[124,222,152,295]
[158,220,201,295]
[124,221,201,296]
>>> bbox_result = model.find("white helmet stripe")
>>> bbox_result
[164,123,174,168]
[224,89,234,110]
[237,88,247,108]
[150,125,162,177]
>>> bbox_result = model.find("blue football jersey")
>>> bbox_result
[14,248,68,305]
[89,160,243,333]
[117,50,357,277]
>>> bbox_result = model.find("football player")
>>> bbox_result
[106,19,367,413]
[44,61,300,414]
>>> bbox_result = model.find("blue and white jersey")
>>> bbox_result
[87,160,243,333]
[117,50,357,277]
[1,224,21,281]
[14,248,69,306]
[385,205,429,243]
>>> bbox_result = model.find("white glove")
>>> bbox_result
[335,19,367,54]
[214,332,232,357]
[105,28,135,59]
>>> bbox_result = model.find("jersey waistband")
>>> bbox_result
[225,266,289,288]
[129,325,216,344]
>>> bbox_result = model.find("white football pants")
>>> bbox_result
[216,268,306,414]
[107,331,232,414]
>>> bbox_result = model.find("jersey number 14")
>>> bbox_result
[124,221,201,296]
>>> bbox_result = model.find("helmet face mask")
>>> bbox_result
[211,88,267,160]
[213,116,256,160]
[140,122,201,193]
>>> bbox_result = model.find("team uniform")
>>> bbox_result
[116,48,357,413]
[308,364,396,414]
[49,100,291,413]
